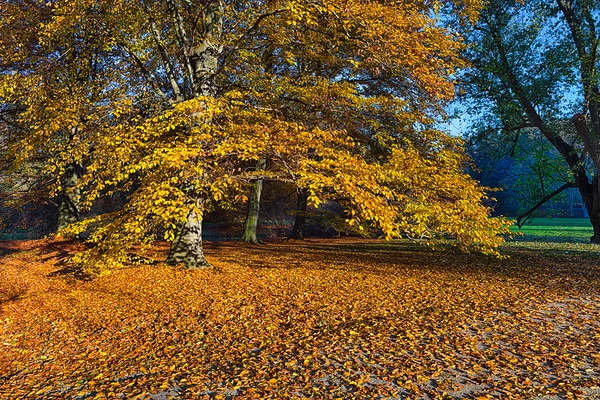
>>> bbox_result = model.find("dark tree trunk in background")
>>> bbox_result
[241,158,266,244]
[289,188,308,240]
[57,163,82,231]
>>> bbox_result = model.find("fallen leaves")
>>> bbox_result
[1,238,600,399]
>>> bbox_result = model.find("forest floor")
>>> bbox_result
[1,237,600,399]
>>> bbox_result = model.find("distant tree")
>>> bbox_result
[460,0,600,240]
[241,158,266,244]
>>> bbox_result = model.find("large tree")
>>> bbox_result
[461,0,600,240]
[0,0,128,232]
[1,0,510,273]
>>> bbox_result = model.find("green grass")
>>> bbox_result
[0,229,41,241]
[509,217,593,242]
[504,217,600,255]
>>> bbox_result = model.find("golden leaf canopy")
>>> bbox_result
[0,0,509,272]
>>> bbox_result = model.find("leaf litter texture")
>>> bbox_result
[1,238,600,399]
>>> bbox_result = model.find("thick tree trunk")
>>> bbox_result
[57,163,82,230]
[289,188,308,240]
[576,188,600,244]
[588,177,600,243]
[166,208,210,268]
[241,159,266,244]
[488,15,600,244]
[570,169,600,244]
[165,0,222,267]
[590,215,600,244]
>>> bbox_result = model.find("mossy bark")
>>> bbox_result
[165,0,222,268]
[166,209,210,268]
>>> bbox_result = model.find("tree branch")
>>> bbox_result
[517,182,577,228]
[118,44,169,101]
[165,0,196,95]
[212,8,289,81]
[142,1,184,102]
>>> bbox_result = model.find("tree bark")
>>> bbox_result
[241,158,266,244]
[166,207,210,268]
[289,188,308,240]
[57,163,82,231]
[589,177,600,243]
[165,0,223,268]
[486,7,600,243]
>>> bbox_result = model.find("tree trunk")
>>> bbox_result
[590,214,600,243]
[587,177,600,243]
[166,207,210,268]
[575,185,600,244]
[487,13,600,244]
[165,0,222,267]
[568,165,600,244]
[57,163,82,231]
[289,188,308,240]
[241,158,266,244]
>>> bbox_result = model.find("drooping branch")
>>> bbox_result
[517,182,577,228]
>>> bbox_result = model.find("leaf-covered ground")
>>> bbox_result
[1,239,600,399]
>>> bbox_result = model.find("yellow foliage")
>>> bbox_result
[0,0,508,272]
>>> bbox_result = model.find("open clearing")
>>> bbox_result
[510,218,594,243]
[1,237,600,399]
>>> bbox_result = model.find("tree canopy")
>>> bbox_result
[0,0,511,272]
[460,0,600,239]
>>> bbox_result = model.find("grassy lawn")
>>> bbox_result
[2,238,600,399]
[0,229,44,241]
[510,217,593,242]
[505,217,600,255]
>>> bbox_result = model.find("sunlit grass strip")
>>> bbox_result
[509,217,593,242]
